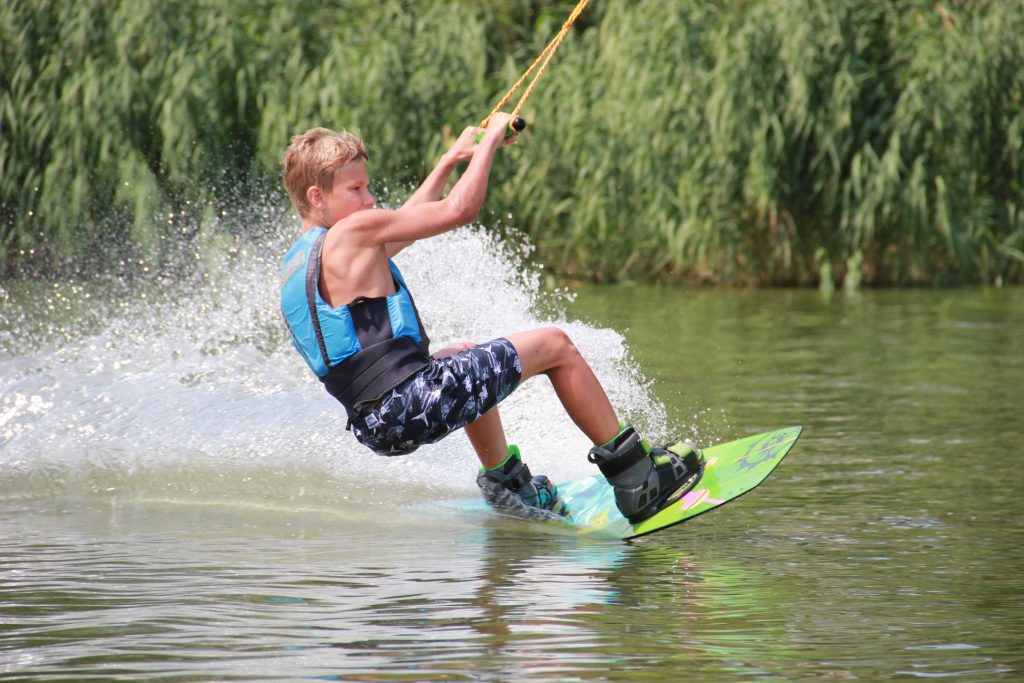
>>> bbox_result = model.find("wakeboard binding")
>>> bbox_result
[477,445,569,519]
[588,423,704,524]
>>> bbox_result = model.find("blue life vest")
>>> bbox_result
[279,227,431,418]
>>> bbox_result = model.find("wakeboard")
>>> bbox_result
[454,425,802,540]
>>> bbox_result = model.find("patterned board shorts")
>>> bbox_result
[349,337,522,456]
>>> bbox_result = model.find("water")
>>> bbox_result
[2,222,1023,681]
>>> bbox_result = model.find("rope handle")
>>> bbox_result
[474,115,527,144]
[478,0,591,138]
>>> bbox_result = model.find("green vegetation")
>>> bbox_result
[2,0,1022,285]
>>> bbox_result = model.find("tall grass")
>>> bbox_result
[499,0,1024,285]
[2,0,1022,285]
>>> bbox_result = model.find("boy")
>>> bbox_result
[279,114,702,523]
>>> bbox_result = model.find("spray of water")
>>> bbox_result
[0,203,667,508]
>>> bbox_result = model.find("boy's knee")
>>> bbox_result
[543,326,579,358]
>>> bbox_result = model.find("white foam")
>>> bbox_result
[0,209,666,505]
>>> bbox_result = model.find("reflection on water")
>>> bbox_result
[4,487,1020,681]
[2,227,1023,680]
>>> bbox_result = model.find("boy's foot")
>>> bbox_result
[477,446,568,518]
[588,424,703,524]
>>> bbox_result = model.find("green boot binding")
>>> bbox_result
[588,422,703,524]
[477,445,568,518]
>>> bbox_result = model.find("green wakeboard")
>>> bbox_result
[456,425,802,540]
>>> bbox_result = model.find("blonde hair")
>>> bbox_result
[282,127,368,217]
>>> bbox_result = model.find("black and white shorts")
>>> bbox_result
[350,337,522,455]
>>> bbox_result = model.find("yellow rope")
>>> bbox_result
[480,0,592,129]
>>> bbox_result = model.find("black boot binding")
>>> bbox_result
[477,446,568,519]
[588,423,704,524]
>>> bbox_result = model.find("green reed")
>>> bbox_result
[2,0,1021,285]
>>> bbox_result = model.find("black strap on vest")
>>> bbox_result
[323,337,429,416]
[306,230,333,370]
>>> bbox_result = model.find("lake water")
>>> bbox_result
[2,226,1022,681]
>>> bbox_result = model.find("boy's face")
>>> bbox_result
[309,159,376,226]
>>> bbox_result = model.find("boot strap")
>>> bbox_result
[587,431,647,478]
[481,458,533,492]
[504,462,533,491]
[679,450,701,474]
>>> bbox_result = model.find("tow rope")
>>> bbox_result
[479,0,592,136]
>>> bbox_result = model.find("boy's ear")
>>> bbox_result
[306,185,323,209]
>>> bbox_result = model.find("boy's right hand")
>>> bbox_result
[479,113,519,147]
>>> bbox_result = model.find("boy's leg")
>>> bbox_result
[504,327,703,524]
[503,327,620,445]
[433,333,619,463]
[464,408,508,469]
[433,341,565,515]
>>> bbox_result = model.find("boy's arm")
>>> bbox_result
[385,126,483,257]
[353,114,512,250]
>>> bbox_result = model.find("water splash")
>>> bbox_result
[0,210,666,506]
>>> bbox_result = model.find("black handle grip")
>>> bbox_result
[475,116,528,143]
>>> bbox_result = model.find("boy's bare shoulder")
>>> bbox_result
[328,208,395,242]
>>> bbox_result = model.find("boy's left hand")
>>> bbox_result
[448,126,483,163]
[448,120,518,164]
